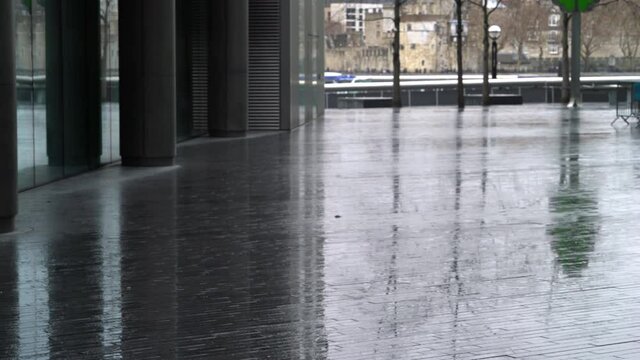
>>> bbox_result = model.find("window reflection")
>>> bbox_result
[101,0,120,164]
[15,0,35,189]
[15,0,120,191]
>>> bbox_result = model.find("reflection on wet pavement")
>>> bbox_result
[2,105,640,359]
[549,113,600,277]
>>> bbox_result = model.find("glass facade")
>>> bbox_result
[15,0,51,189]
[100,0,120,165]
[12,0,324,191]
[15,0,119,191]
[289,0,325,129]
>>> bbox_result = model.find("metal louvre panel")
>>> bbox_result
[190,0,209,133]
[249,0,281,130]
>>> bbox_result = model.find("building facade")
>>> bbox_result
[325,0,639,74]
[327,3,383,33]
[326,0,479,73]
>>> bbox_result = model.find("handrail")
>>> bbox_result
[325,75,640,92]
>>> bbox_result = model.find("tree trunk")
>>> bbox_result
[561,12,570,104]
[583,53,590,73]
[101,26,109,100]
[456,0,465,109]
[393,0,402,108]
[482,7,490,106]
[538,47,543,72]
[516,42,523,71]
[101,0,112,102]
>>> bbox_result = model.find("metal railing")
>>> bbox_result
[324,75,640,108]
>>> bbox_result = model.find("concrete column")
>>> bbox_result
[280,1,293,131]
[46,0,101,170]
[315,0,326,117]
[175,0,193,140]
[209,0,248,137]
[119,0,177,166]
[0,0,17,233]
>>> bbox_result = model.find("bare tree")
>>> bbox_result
[100,0,114,99]
[581,8,613,72]
[556,0,611,104]
[330,0,408,107]
[468,0,504,106]
[561,12,571,103]
[392,0,412,108]
[613,1,640,70]
[496,0,548,71]
[455,0,465,109]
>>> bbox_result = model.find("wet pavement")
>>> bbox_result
[2,104,640,359]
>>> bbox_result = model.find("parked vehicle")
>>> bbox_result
[325,72,355,83]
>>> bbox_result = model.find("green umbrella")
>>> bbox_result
[553,0,600,12]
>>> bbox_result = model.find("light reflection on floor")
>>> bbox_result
[2,104,640,359]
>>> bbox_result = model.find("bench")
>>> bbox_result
[338,97,393,109]
[465,94,523,105]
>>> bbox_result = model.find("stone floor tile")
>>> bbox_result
[1,105,640,358]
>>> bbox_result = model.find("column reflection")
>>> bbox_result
[447,111,465,359]
[0,241,18,359]
[120,171,177,358]
[173,130,327,358]
[45,197,103,358]
[548,111,600,277]
[175,141,253,358]
[373,110,401,354]
[290,125,328,359]
[18,238,49,359]
[100,185,123,358]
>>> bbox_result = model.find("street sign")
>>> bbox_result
[553,0,600,12]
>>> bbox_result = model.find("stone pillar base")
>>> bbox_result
[122,157,175,167]
[209,130,246,138]
[0,217,15,234]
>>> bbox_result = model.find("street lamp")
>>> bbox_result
[489,25,502,79]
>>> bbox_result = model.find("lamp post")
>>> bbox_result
[489,25,501,80]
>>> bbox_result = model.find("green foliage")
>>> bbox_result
[21,0,32,10]
[21,0,45,12]
[553,0,600,12]
[548,191,599,276]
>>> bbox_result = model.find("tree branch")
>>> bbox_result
[488,0,504,15]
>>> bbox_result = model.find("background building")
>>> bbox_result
[325,0,640,74]
[326,0,479,73]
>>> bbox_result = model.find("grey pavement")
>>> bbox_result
[2,104,640,359]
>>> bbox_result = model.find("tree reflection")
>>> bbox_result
[548,114,599,277]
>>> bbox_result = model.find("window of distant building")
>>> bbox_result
[549,44,559,55]
[549,14,560,27]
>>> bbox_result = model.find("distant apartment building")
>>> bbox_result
[327,3,383,34]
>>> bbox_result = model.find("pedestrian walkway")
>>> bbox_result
[2,105,640,359]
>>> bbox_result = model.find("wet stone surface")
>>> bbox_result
[2,104,640,359]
